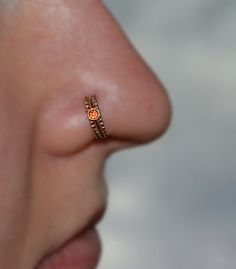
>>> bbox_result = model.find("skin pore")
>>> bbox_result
[0,0,171,268]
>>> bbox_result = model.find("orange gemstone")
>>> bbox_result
[88,108,100,120]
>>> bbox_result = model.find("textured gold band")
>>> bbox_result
[85,95,109,140]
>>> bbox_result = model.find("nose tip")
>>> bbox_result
[96,69,172,145]
[88,66,172,146]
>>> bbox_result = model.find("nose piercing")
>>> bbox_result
[85,95,109,140]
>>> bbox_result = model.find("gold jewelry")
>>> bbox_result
[85,95,109,140]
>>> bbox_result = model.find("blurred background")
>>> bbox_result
[98,1,236,269]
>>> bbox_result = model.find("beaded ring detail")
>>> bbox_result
[85,95,109,140]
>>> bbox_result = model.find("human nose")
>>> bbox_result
[38,1,171,155]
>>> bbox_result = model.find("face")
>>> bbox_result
[0,0,171,268]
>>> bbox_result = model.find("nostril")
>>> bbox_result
[36,83,171,157]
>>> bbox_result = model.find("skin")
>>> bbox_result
[0,0,171,268]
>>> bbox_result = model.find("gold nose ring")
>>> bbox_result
[85,95,109,140]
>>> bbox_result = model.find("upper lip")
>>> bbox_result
[36,205,106,267]
[76,205,106,235]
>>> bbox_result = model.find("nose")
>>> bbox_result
[38,1,171,155]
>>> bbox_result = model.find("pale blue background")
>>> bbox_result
[98,1,236,269]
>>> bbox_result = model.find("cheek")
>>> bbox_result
[0,81,38,268]
[0,95,34,260]
[25,144,107,254]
